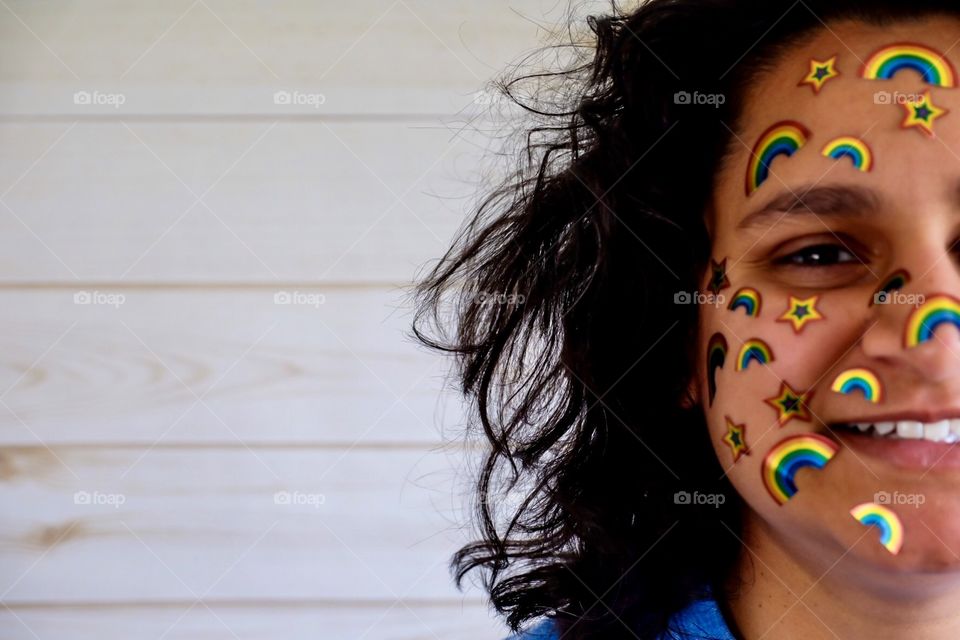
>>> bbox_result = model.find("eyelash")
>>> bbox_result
[773,242,861,268]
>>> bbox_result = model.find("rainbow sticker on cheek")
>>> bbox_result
[728,287,762,317]
[723,417,749,463]
[765,381,814,426]
[850,502,904,555]
[777,295,824,333]
[707,332,728,406]
[901,90,948,138]
[904,293,960,348]
[861,42,957,87]
[736,338,774,371]
[870,269,910,306]
[798,56,839,93]
[762,433,838,505]
[746,121,811,196]
[830,367,884,403]
[821,136,873,172]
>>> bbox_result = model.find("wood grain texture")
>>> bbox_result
[0,288,470,445]
[0,120,507,283]
[0,446,485,604]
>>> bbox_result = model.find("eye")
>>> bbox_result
[774,243,860,267]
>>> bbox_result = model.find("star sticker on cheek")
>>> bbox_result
[901,90,948,137]
[777,295,824,333]
[764,382,814,427]
[708,258,731,296]
[722,417,749,462]
[798,56,839,93]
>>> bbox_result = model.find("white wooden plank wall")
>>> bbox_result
[0,1,619,637]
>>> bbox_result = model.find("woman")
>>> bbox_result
[413,0,960,637]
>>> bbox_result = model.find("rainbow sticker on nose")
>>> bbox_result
[762,434,839,505]
[746,121,810,196]
[850,502,904,555]
[861,42,956,88]
[821,136,873,172]
[736,338,774,371]
[728,287,762,317]
[904,293,960,348]
[707,332,728,406]
[830,367,884,403]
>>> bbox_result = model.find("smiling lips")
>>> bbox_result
[834,418,960,444]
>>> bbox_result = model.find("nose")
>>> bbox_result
[861,257,960,383]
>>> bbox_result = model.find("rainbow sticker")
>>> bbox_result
[777,295,824,333]
[904,293,960,348]
[850,502,904,555]
[707,332,728,406]
[799,56,839,93]
[830,367,884,403]
[821,136,873,172]
[870,269,910,306]
[762,433,838,505]
[723,417,749,462]
[764,381,813,427]
[746,121,810,196]
[901,90,948,137]
[736,338,774,371]
[728,287,762,317]
[861,42,956,87]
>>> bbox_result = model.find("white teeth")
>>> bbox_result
[844,419,960,443]
[896,420,924,439]
[925,420,951,442]
[874,421,896,435]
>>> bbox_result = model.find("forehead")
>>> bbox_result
[712,16,960,233]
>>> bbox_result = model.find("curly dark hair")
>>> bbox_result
[412,1,960,637]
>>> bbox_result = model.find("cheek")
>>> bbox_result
[697,285,868,502]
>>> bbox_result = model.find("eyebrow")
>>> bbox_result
[736,185,883,230]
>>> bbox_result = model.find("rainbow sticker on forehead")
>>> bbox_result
[861,42,956,87]
[728,287,761,317]
[762,434,838,505]
[830,367,884,404]
[821,136,873,172]
[901,90,948,138]
[736,338,774,371]
[870,269,910,306]
[904,293,960,348]
[707,332,728,407]
[850,502,904,555]
[746,121,811,196]
[799,56,839,94]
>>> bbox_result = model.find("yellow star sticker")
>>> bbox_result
[722,417,749,462]
[777,295,824,333]
[901,90,948,137]
[798,56,839,94]
[764,382,814,427]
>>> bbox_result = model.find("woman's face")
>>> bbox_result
[700,17,960,579]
